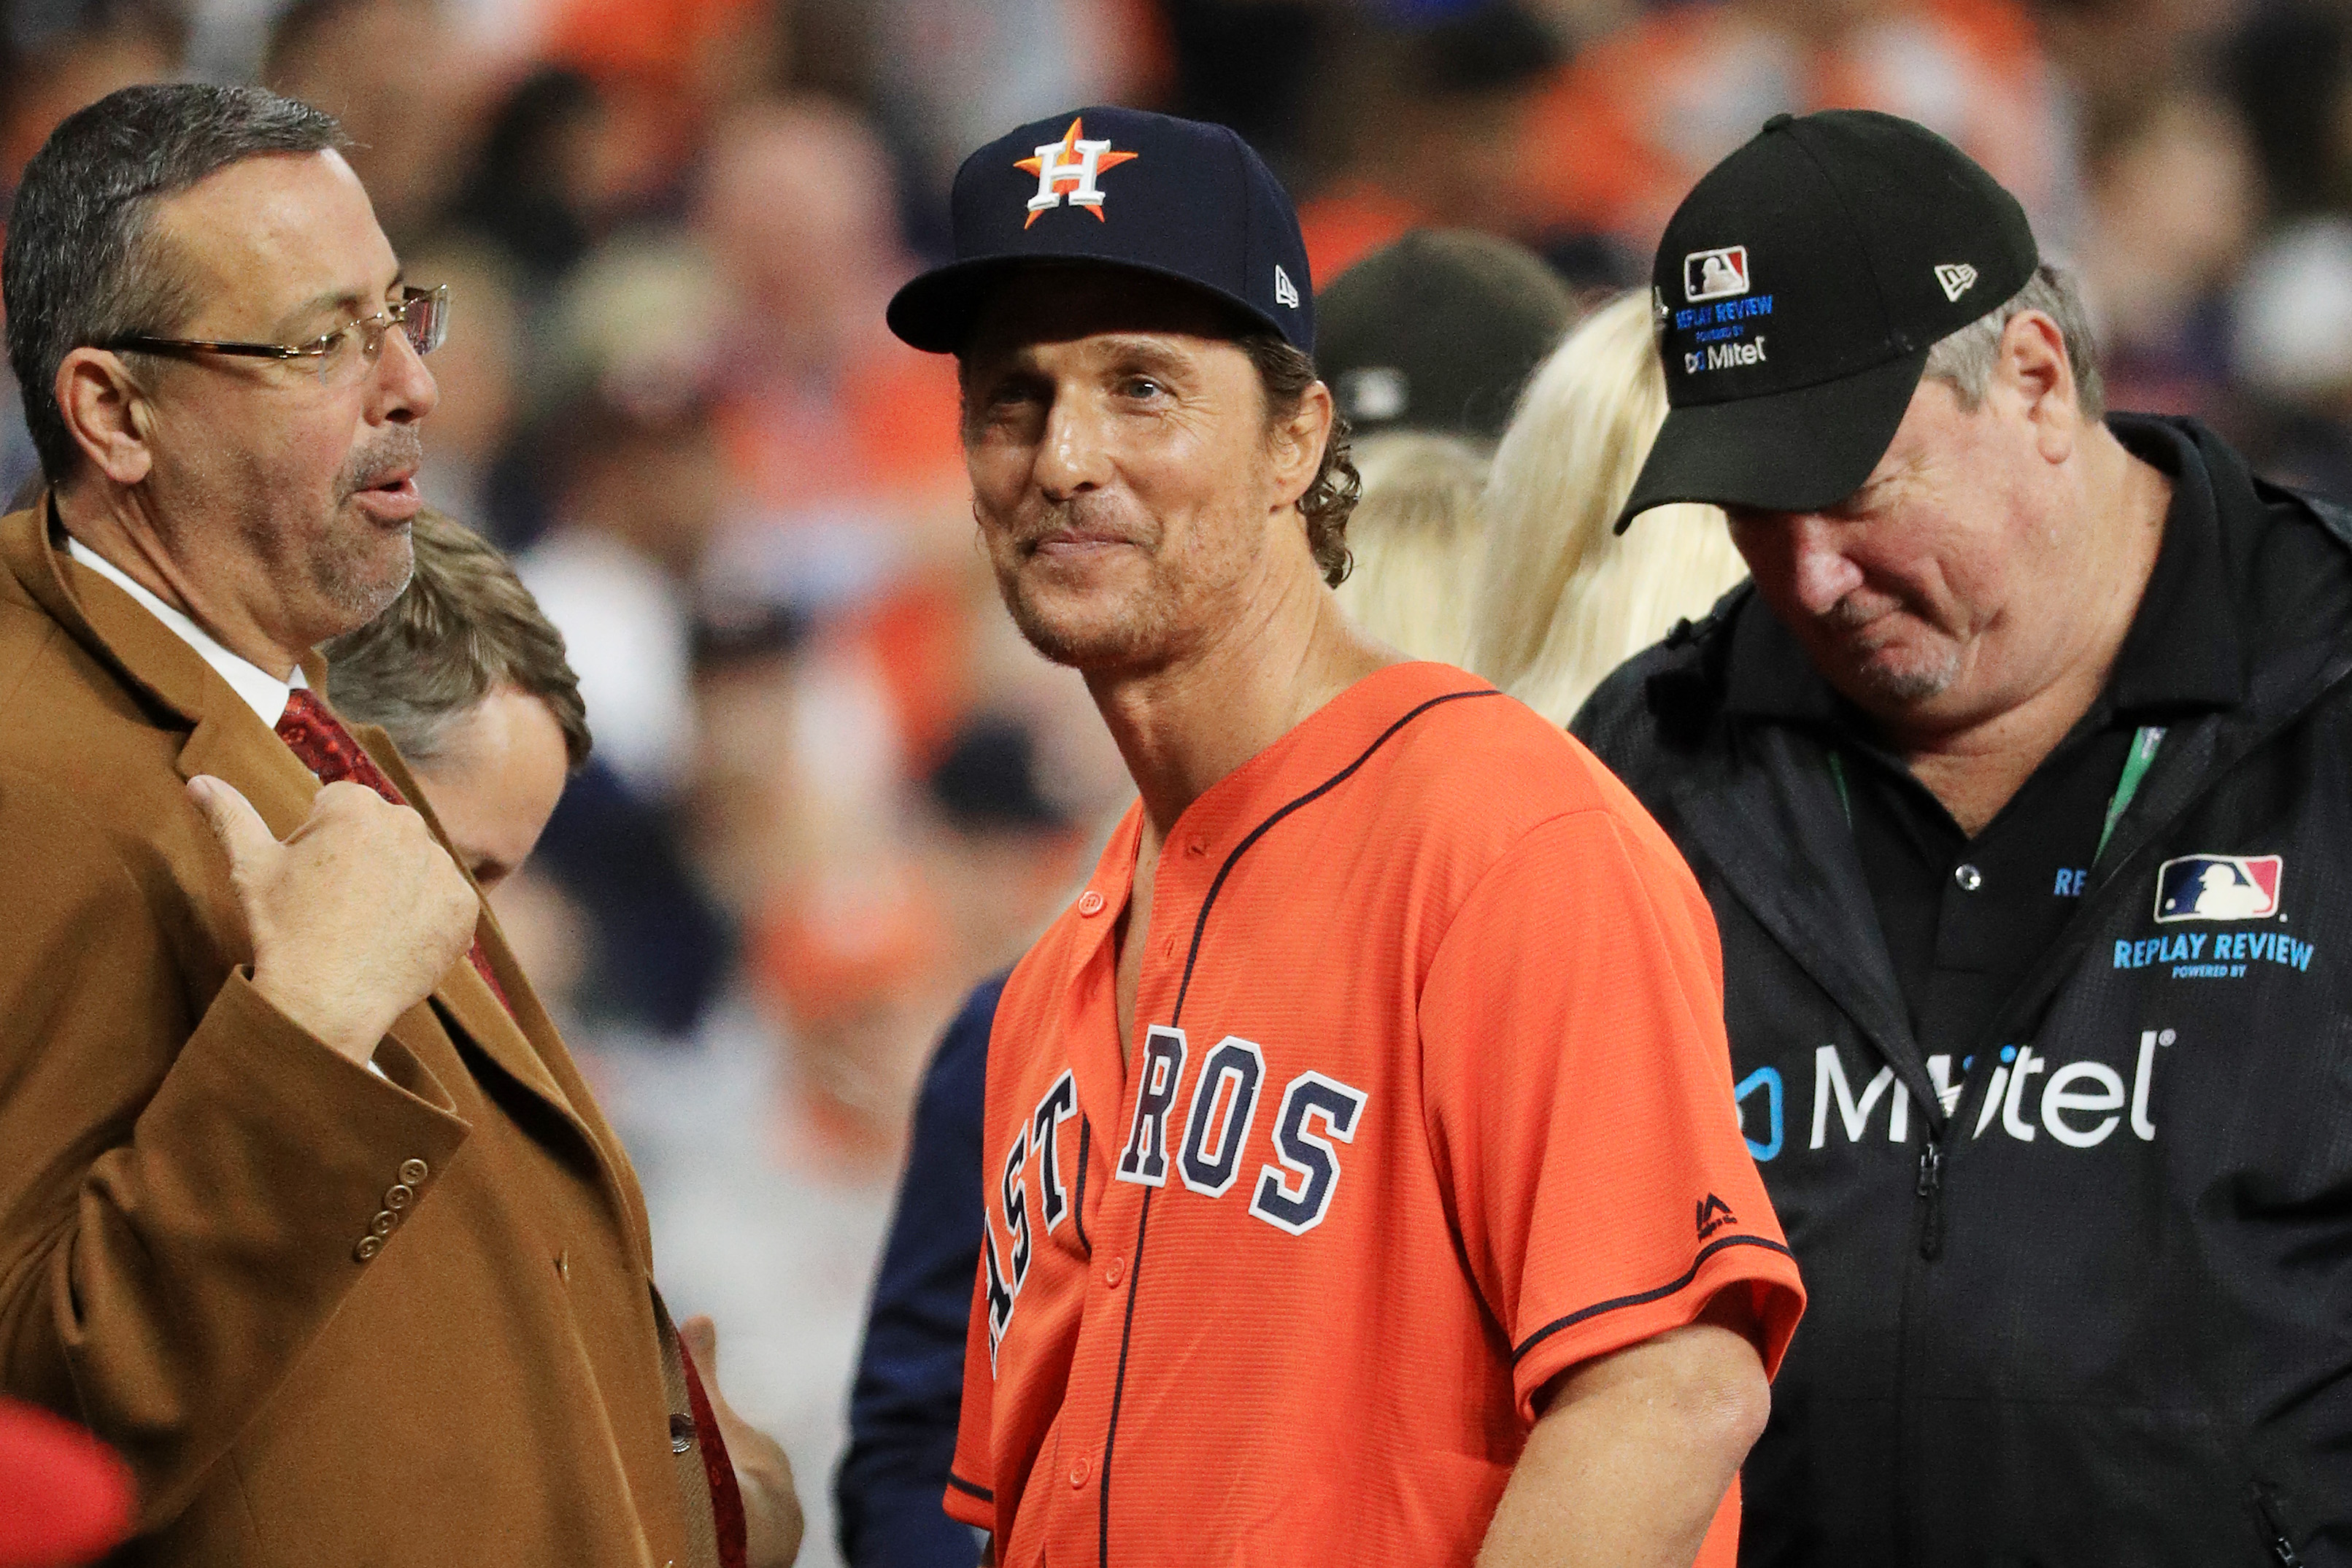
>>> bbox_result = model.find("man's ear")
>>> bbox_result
[55,348,158,487]
[1999,310,2078,465]
[1270,378,1335,510]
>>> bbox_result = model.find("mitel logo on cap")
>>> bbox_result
[1685,246,1751,302]
[1017,118,1140,227]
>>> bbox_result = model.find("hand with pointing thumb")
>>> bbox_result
[188,775,478,1063]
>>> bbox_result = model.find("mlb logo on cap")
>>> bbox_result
[2154,854,2283,922]
[1685,246,1750,303]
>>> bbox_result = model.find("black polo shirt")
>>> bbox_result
[1719,417,2247,1059]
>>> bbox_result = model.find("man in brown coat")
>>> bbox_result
[0,84,799,1565]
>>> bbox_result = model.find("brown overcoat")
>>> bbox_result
[0,503,722,1566]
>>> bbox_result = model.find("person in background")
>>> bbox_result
[1470,289,1748,725]
[323,506,587,888]
[836,971,1005,1568]
[1324,228,1575,664]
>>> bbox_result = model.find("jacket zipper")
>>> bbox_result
[1914,1135,1944,1260]
[2253,1485,2306,1567]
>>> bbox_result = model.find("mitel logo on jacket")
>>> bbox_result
[1684,245,1750,302]
[2154,854,2281,922]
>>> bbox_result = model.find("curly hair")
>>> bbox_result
[1243,333,1360,587]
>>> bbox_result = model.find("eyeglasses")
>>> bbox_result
[100,285,450,384]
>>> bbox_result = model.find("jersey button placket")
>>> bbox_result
[1103,1255,1125,1289]
[1069,1453,1091,1488]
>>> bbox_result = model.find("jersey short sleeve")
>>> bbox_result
[1419,806,1805,1422]
[944,1262,996,1531]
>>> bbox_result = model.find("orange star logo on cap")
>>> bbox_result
[1015,117,1141,228]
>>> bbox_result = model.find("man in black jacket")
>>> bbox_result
[1576,109,2352,1566]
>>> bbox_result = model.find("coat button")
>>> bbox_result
[383,1183,415,1211]
[1103,1256,1125,1289]
[1068,1455,1090,1487]
[670,1414,697,1456]
[369,1210,398,1237]
[399,1159,429,1184]
[1954,864,1983,892]
[1077,890,1105,916]
[353,1235,383,1262]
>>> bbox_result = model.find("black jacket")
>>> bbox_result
[1574,417,2352,1567]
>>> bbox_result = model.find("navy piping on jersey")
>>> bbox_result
[1098,1190,1152,1568]
[1073,1119,1092,1256]
[947,1472,994,1504]
[1096,686,1503,1561]
[1509,1233,1795,1367]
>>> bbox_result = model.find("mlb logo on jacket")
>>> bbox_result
[2154,854,2283,922]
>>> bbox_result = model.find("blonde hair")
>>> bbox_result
[1470,290,1748,725]
[1331,430,1492,665]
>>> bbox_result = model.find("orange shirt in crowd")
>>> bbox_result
[948,661,1805,1566]
[1513,0,2070,252]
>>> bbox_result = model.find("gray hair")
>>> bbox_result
[3,84,348,482]
[1921,260,2105,421]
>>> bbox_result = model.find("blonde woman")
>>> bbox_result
[1331,430,1494,664]
[1470,289,1748,724]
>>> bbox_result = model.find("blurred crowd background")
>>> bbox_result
[4,0,2350,1558]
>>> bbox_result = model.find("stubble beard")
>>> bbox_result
[238,428,422,636]
[1819,592,1962,707]
[989,498,1182,673]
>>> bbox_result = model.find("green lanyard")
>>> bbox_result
[2094,725,2165,863]
[1827,724,2164,866]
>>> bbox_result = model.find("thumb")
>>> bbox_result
[188,775,282,875]
[680,1314,719,1383]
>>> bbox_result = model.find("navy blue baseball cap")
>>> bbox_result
[887,106,1316,357]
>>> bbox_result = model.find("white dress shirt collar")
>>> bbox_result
[63,534,307,727]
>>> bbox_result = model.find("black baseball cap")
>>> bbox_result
[887,106,1315,356]
[1317,229,1574,441]
[1617,109,2038,531]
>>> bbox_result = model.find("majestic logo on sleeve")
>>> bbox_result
[2154,854,2282,922]
[1016,118,1140,228]
[1684,245,1750,302]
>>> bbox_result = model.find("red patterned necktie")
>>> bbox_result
[274,688,512,1013]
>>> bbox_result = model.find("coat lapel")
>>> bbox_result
[6,504,647,1257]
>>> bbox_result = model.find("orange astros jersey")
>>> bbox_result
[946,662,1805,1566]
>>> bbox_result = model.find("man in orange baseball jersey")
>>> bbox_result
[885,106,1805,1567]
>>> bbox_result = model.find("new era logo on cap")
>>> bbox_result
[1685,246,1751,302]
[1274,265,1300,309]
[1935,263,1978,302]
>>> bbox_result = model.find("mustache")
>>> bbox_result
[337,429,423,499]
[1010,495,1151,552]
[1821,589,1902,631]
